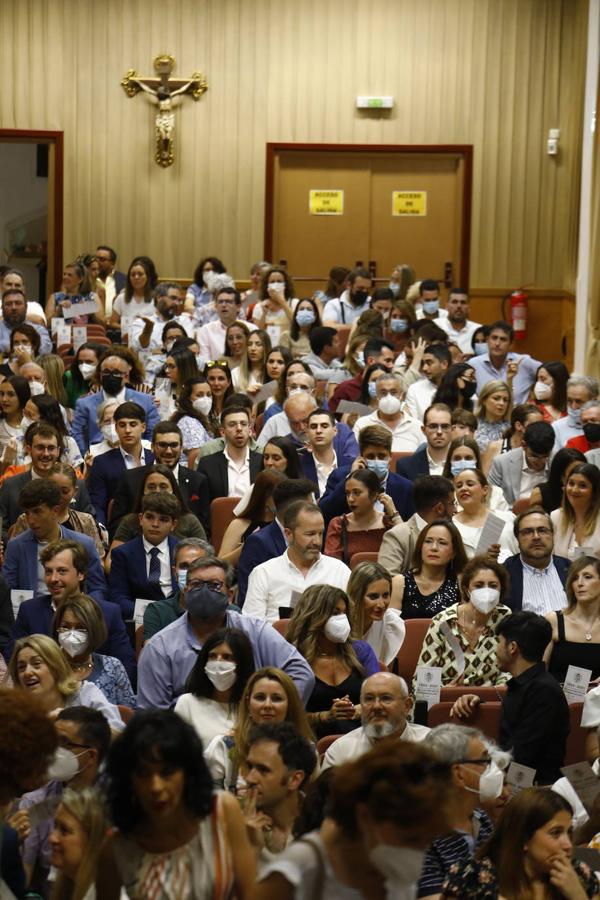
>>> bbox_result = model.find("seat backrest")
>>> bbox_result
[336,325,351,357]
[254,412,265,438]
[316,734,341,757]
[427,701,503,742]
[118,705,135,724]
[210,496,242,553]
[565,702,586,765]
[395,618,431,684]
[272,619,290,637]
[349,551,379,569]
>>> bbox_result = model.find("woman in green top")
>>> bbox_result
[105,464,206,572]
[63,341,105,408]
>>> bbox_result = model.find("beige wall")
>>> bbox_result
[0,0,588,290]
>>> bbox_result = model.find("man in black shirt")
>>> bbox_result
[451,611,570,784]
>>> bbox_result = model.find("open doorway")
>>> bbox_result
[0,129,63,306]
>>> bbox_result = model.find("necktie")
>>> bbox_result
[148,546,161,583]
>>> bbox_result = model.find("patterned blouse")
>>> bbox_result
[87,653,136,708]
[416,603,511,686]
[474,419,510,451]
[441,855,599,898]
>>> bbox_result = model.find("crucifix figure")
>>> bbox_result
[121,54,208,167]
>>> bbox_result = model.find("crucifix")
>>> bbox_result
[121,54,208,168]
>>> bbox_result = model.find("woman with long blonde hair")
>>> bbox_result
[347,561,405,666]
[474,379,512,451]
[50,787,107,900]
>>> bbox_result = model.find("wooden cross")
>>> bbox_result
[121,54,208,167]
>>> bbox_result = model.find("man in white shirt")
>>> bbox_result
[95,244,126,317]
[128,281,195,357]
[503,508,569,615]
[322,672,429,769]
[552,375,599,449]
[197,286,256,361]
[243,501,351,622]
[354,373,423,451]
[404,344,452,421]
[323,266,372,327]
[434,288,481,355]
[301,409,338,496]
[0,267,47,324]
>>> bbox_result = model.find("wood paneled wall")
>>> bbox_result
[0,0,588,292]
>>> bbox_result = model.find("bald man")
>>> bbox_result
[257,392,318,447]
[321,671,430,769]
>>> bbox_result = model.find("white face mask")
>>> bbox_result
[463,760,504,802]
[369,845,425,887]
[469,587,500,615]
[204,660,237,691]
[14,344,32,355]
[58,629,89,657]
[46,747,80,782]
[21,415,33,430]
[28,381,45,396]
[324,613,351,643]
[193,396,213,416]
[78,362,96,381]
[101,423,118,445]
[533,381,552,401]
[378,394,402,415]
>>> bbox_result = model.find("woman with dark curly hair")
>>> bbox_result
[185,255,227,312]
[97,710,256,898]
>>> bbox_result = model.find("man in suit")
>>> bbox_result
[319,424,414,526]
[109,493,180,618]
[503,507,570,613]
[378,475,456,575]
[488,421,555,507]
[95,245,127,316]
[237,478,316,606]
[88,400,155,526]
[197,405,262,505]
[71,347,160,454]
[6,538,134,675]
[298,408,357,497]
[108,422,209,535]
[2,480,106,600]
[396,403,453,481]
[0,423,93,537]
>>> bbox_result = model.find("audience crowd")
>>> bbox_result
[1,255,600,898]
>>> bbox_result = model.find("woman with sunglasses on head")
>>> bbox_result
[232,329,272,396]
[280,297,321,358]
[203,360,234,431]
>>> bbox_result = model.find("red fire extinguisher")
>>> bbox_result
[503,289,528,341]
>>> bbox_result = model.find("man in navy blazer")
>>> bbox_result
[319,424,414,526]
[5,538,134,676]
[109,494,180,618]
[2,480,106,601]
[237,477,316,606]
[88,401,155,525]
[296,409,358,498]
[71,348,160,454]
[396,404,453,481]
[502,508,570,613]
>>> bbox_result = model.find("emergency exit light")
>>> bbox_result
[356,96,394,109]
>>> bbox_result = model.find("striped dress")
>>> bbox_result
[111,793,234,899]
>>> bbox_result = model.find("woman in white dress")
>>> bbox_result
[452,468,518,563]
[175,627,256,750]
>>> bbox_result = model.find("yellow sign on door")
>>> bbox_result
[309,190,344,215]
[392,191,427,216]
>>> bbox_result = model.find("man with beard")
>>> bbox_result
[321,671,429,769]
[128,281,194,355]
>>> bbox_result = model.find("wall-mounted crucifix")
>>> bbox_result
[121,54,208,168]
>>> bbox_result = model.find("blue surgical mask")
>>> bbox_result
[451,460,476,477]
[296,309,316,327]
[366,459,388,480]
[473,342,488,356]
[422,299,439,315]
[176,568,188,591]
[568,406,583,428]
[367,382,378,398]
[390,318,409,333]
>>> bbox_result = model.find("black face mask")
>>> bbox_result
[460,381,477,399]
[583,423,600,444]
[101,374,124,396]
[185,586,228,621]
[351,290,368,306]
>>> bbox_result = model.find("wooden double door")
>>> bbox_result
[265,143,472,297]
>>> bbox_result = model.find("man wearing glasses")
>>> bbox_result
[395,403,453,480]
[128,281,194,361]
[197,286,256,361]
[503,508,570,614]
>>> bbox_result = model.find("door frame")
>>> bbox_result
[264,142,473,288]
[0,129,64,293]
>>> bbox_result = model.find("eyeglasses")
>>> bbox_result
[154,441,180,450]
[518,527,552,538]
[58,739,90,751]
[187,578,226,592]
[216,298,236,306]
[458,757,492,766]
[57,626,88,634]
